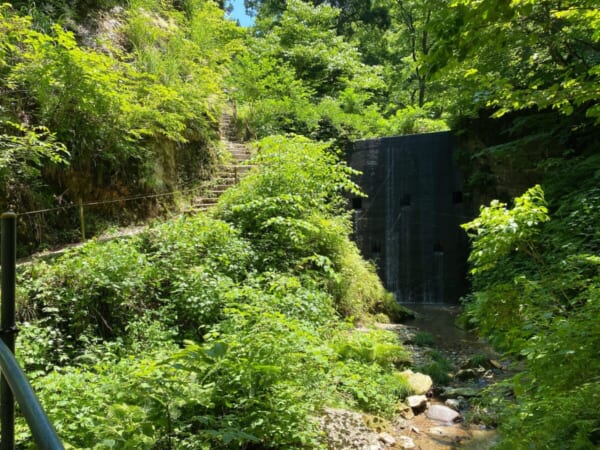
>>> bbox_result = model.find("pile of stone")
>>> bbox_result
[319,408,399,450]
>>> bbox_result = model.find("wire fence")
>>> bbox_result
[17,183,205,217]
[8,180,216,256]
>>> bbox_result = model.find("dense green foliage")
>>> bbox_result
[1,0,242,249]
[240,0,599,128]
[2,0,599,448]
[15,135,411,448]
[446,3,600,447]
[443,0,600,122]
[0,0,458,251]
[462,180,600,448]
[228,0,448,144]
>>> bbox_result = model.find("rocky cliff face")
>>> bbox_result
[453,108,598,209]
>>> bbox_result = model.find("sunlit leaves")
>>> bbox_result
[0,0,245,220]
[232,0,391,139]
[439,0,600,121]
[0,121,68,170]
[462,177,600,448]
[462,185,549,274]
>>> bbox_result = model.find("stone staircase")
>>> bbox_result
[191,112,253,212]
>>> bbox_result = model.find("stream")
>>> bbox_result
[385,304,505,449]
[323,305,509,449]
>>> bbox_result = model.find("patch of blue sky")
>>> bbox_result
[227,0,254,27]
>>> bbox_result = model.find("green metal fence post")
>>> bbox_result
[0,341,64,449]
[0,212,16,450]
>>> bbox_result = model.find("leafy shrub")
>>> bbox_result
[462,184,550,276]
[229,0,388,141]
[217,135,362,221]
[229,52,318,139]
[331,360,412,416]
[330,242,392,318]
[384,106,449,135]
[23,346,201,449]
[462,181,600,448]
[15,319,71,377]
[138,214,255,280]
[13,131,411,448]
[25,239,157,340]
[467,352,492,368]
[169,266,234,340]
[0,1,242,249]
[235,273,337,328]
[123,313,179,354]
[173,307,330,448]
[216,135,397,319]
[498,378,600,450]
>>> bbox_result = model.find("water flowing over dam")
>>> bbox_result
[349,132,470,303]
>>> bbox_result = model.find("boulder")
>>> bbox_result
[400,369,433,395]
[398,436,416,449]
[378,432,396,446]
[444,398,462,411]
[455,368,478,381]
[393,416,409,429]
[320,407,388,449]
[397,403,414,420]
[426,404,461,423]
[441,386,480,398]
[406,395,428,413]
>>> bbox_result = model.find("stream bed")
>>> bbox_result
[382,304,506,449]
[323,305,509,449]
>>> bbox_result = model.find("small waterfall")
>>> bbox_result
[433,246,445,303]
[384,145,398,295]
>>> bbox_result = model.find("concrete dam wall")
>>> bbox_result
[349,132,470,303]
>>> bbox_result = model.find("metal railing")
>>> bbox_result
[1,213,64,450]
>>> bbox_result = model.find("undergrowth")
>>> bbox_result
[462,175,600,449]
[14,135,412,449]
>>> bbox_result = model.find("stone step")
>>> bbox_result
[214,177,237,184]
[192,112,251,211]
[201,189,228,199]
[229,156,251,162]
[194,197,219,205]
[227,149,248,154]
[215,175,242,183]
[211,183,235,191]
[221,169,254,177]
[227,150,251,157]
[228,151,251,158]
[183,205,213,215]
[207,188,228,195]
[217,170,253,179]
[225,142,247,149]
[221,164,256,171]
[216,171,251,181]
[221,126,238,135]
